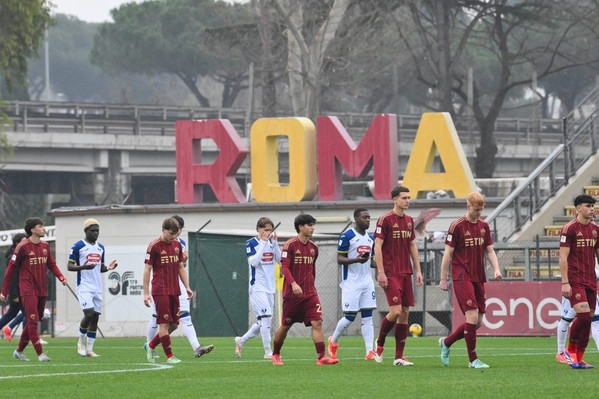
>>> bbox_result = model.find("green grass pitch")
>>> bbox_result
[0,335,596,398]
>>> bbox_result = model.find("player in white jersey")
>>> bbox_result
[328,208,377,360]
[235,217,281,359]
[146,215,214,358]
[68,218,117,357]
[556,267,599,363]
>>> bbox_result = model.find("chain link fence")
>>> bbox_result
[187,232,562,338]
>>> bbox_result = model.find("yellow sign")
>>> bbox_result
[403,113,476,198]
[250,117,317,202]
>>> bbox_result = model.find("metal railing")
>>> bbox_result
[487,86,599,242]
[1,100,565,144]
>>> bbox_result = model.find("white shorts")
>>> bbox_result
[250,290,274,319]
[341,286,376,313]
[179,292,190,314]
[78,290,102,313]
[562,296,599,320]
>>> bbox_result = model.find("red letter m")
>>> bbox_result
[317,115,398,200]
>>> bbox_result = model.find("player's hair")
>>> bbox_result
[391,185,409,199]
[256,217,274,229]
[354,208,368,218]
[171,215,185,229]
[162,217,180,233]
[12,233,26,246]
[466,192,485,207]
[24,217,44,237]
[574,194,596,207]
[294,214,316,232]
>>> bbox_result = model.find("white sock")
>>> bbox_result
[147,316,158,343]
[260,317,272,354]
[332,317,353,343]
[86,336,96,353]
[591,320,599,353]
[361,316,374,353]
[241,321,261,347]
[557,318,571,353]
[180,314,200,350]
[78,330,86,346]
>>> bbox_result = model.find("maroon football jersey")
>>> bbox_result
[560,218,599,290]
[145,237,183,296]
[1,238,64,297]
[374,210,415,275]
[280,237,319,298]
[445,216,493,282]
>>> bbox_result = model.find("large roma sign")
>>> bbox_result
[175,112,477,203]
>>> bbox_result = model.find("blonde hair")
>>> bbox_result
[466,192,485,207]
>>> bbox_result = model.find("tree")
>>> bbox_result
[384,0,599,177]
[273,0,351,119]
[91,0,255,108]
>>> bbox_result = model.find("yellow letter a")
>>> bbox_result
[402,113,476,198]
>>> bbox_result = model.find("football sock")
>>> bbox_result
[361,316,374,353]
[315,341,325,359]
[147,316,158,343]
[260,317,272,353]
[86,330,97,353]
[464,322,478,362]
[273,339,282,355]
[149,333,161,350]
[556,318,571,353]
[378,316,395,347]
[79,327,88,347]
[445,323,466,347]
[394,323,408,359]
[591,320,599,353]
[241,321,261,346]
[575,312,592,363]
[29,323,43,356]
[180,314,200,350]
[567,316,582,354]
[160,334,173,358]
[332,317,353,343]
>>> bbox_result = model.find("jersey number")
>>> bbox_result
[316,303,322,313]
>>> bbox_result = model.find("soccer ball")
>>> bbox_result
[409,323,422,337]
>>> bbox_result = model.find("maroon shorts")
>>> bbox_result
[282,294,323,326]
[384,274,414,307]
[570,284,597,311]
[453,280,486,314]
[153,295,180,325]
[21,295,45,323]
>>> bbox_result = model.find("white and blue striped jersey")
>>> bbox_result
[177,237,188,300]
[68,240,105,293]
[337,228,375,290]
[245,237,281,295]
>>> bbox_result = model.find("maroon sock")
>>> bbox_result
[17,323,31,352]
[378,316,395,347]
[315,341,325,359]
[28,323,43,356]
[567,316,582,354]
[445,323,466,347]
[394,323,408,359]
[273,339,283,355]
[465,323,478,362]
[149,333,161,349]
[574,313,592,363]
[160,334,173,358]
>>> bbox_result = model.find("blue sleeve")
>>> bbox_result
[245,238,257,258]
[369,233,375,252]
[68,241,84,265]
[99,243,106,266]
[337,230,354,253]
[178,237,187,252]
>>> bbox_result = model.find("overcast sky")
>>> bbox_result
[50,0,245,23]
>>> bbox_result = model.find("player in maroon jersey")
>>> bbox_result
[143,218,193,364]
[438,192,502,369]
[271,214,338,365]
[0,217,67,362]
[373,185,422,366]
[559,194,599,369]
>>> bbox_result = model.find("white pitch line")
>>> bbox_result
[0,363,172,380]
